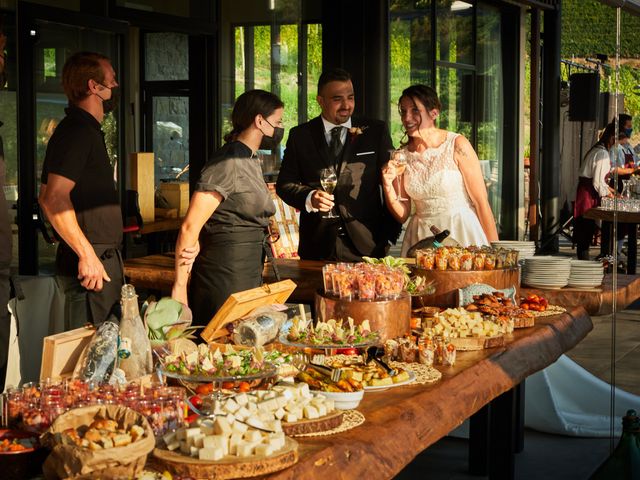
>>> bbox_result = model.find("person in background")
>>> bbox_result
[601,113,639,261]
[276,68,400,261]
[573,121,617,260]
[382,84,498,255]
[0,30,11,389]
[172,90,282,325]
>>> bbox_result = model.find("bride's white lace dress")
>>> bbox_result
[400,132,489,256]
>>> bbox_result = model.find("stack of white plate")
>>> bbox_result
[567,260,605,289]
[522,256,572,288]
[491,241,536,260]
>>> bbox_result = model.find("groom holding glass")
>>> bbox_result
[276,68,400,261]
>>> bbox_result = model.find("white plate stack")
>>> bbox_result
[522,256,572,289]
[490,241,536,261]
[567,260,605,289]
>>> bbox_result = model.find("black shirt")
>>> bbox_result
[41,106,122,247]
[196,141,275,239]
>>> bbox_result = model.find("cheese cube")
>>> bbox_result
[199,447,224,461]
[246,402,258,413]
[235,393,249,406]
[299,383,311,398]
[274,395,288,409]
[244,430,262,443]
[224,398,240,413]
[264,391,277,400]
[166,440,180,451]
[274,408,286,420]
[316,404,327,417]
[324,399,335,411]
[270,433,285,450]
[245,417,267,431]
[235,407,251,421]
[279,388,294,400]
[190,445,200,457]
[236,441,255,458]
[225,413,236,425]
[193,433,207,448]
[284,413,298,423]
[200,420,216,435]
[303,405,319,419]
[163,431,177,445]
[176,429,187,440]
[265,420,282,433]
[259,398,278,412]
[255,443,274,456]
[203,435,229,455]
[259,412,274,423]
[255,390,267,399]
[231,420,248,435]
[229,433,243,455]
[214,418,233,436]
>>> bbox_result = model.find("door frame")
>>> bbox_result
[16,2,128,274]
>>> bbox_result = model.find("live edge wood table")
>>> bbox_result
[124,255,640,316]
[265,306,592,480]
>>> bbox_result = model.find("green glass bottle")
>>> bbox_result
[590,409,640,479]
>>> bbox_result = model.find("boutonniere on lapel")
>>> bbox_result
[348,126,368,142]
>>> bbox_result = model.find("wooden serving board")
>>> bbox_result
[201,280,297,343]
[282,410,343,436]
[448,334,505,351]
[40,325,95,381]
[153,437,298,480]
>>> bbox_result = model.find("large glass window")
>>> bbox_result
[436,0,474,66]
[221,0,322,177]
[389,1,432,144]
[476,4,504,230]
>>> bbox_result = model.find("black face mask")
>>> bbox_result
[259,118,284,150]
[97,84,120,114]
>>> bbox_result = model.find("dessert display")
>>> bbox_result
[322,262,405,300]
[414,246,519,271]
[323,357,413,389]
[519,294,549,312]
[384,336,457,366]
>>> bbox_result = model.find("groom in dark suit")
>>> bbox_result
[276,68,400,261]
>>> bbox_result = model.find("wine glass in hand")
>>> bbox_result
[390,150,408,201]
[319,167,339,219]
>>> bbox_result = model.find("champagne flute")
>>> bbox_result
[320,167,339,219]
[390,149,408,201]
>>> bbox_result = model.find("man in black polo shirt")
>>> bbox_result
[39,51,123,328]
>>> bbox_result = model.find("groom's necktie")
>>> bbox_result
[329,126,344,165]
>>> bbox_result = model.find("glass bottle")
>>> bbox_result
[118,284,153,381]
[590,409,640,479]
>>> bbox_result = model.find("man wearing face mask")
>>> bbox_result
[39,51,124,329]
[171,90,282,324]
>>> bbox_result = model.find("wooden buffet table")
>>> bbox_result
[260,306,592,479]
[124,255,640,315]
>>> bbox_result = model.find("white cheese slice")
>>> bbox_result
[202,435,229,455]
[284,413,298,423]
[274,408,286,420]
[193,433,207,448]
[303,405,319,419]
[236,441,255,458]
[224,398,240,413]
[199,447,224,461]
[190,445,200,457]
[316,404,327,417]
[259,398,278,412]
[166,440,180,451]
[235,393,249,406]
[214,417,232,436]
[244,430,262,443]
[229,433,243,455]
[235,407,251,421]
[231,420,248,435]
[200,420,216,436]
[254,443,274,456]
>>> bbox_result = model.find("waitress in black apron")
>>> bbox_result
[171,90,283,325]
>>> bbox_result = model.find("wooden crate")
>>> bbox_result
[200,279,297,343]
[131,152,155,223]
[160,182,190,217]
[40,325,95,381]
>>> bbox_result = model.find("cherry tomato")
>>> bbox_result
[237,382,251,393]
[221,381,235,390]
[189,395,202,409]
[185,413,199,424]
[337,348,358,355]
[195,384,213,395]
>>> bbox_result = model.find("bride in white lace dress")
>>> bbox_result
[382,85,498,255]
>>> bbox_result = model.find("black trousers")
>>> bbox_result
[574,216,597,260]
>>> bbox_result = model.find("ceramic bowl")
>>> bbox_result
[316,389,364,410]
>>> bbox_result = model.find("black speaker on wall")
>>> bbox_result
[569,73,600,121]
